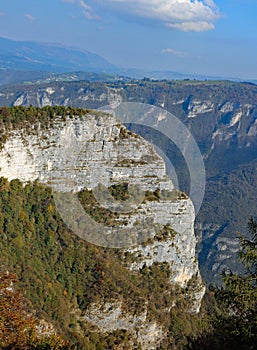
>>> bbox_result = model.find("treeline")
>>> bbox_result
[0,105,88,125]
[0,105,93,147]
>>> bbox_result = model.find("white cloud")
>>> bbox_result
[167,21,215,32]
[82,11,100,20]
[78,0,91,11]
[25,13,35,22]
[71,0,100,20]
[79,0,98,19]
[94,0,220,31]
[162,48,187,57]
[203,0,216,7]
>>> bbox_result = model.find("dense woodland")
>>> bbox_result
[0,106,256,349]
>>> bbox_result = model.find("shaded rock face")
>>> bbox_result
[82,301,164,350]
[0,111,205,347]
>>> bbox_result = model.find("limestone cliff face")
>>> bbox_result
[0,111,205,347]
[0,113,170,192]
[81,301,164,350]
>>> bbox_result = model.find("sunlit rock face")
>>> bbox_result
[0,113,170,192]
[0,111,205,347]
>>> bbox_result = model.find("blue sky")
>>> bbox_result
[0,0,257,79]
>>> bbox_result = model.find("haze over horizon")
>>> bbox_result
[0,0,257,80]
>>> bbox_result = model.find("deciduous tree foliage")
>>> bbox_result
[0,271,69,349]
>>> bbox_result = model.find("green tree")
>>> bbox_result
[217,217,257,348]
[187,218,257,350]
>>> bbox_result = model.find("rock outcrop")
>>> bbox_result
[82,301,164,350]
[0,110,205,347]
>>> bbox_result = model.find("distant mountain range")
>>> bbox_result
[1,36,255,86]
[0,36,115,73]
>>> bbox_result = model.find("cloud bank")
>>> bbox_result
[94,0,220,31]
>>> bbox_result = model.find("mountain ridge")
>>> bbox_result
[0,36,115,73]
[1,37,256,86]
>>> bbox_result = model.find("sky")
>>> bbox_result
[0,0,257,80]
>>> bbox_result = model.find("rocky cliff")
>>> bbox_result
[1,79,256,283]
[0,108,204,348]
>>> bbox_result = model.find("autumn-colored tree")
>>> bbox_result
[0,271,69,350]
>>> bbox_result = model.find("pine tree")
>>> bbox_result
[187,218,257,350]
